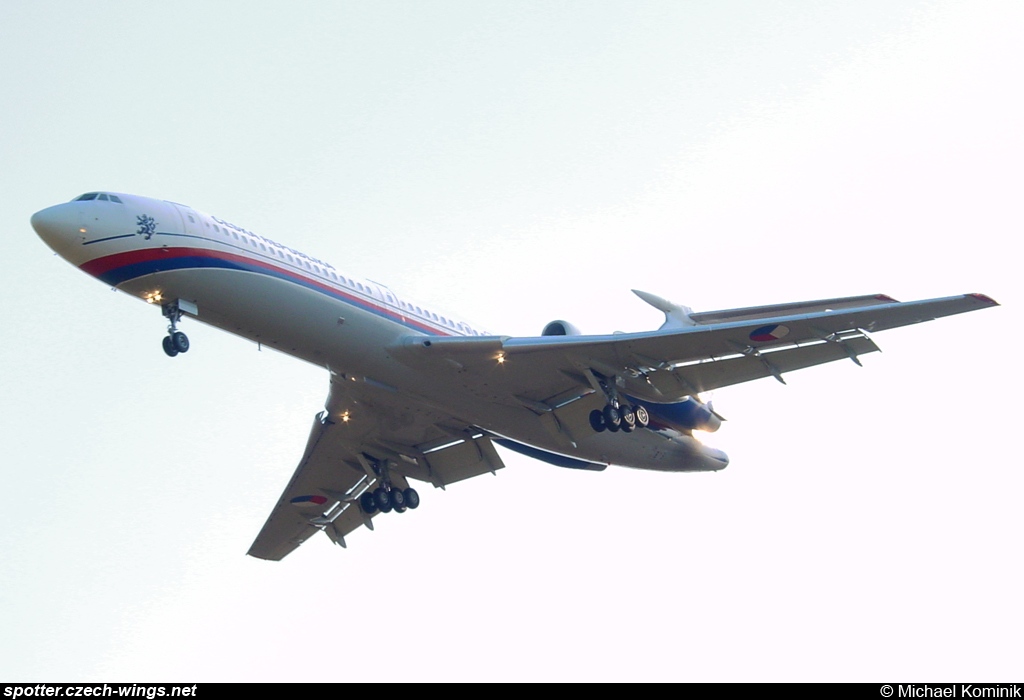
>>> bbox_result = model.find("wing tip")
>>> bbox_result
[967,292,1000,307]
[246,550,282,562]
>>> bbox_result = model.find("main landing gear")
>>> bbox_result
[358,484,420,516]
[161,302,190,357]
[585,371,650,435]
[354,455,421,517]
[589,402,650,433]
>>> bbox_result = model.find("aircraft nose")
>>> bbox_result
[31,204,79,251]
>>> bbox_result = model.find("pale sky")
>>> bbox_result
[1,0,1020,681]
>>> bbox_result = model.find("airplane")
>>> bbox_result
[31,191,999,560]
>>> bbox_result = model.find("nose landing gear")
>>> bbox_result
[161,301,190,357]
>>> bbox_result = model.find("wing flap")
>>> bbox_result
[647,334,880,395]
[414,434,505,487]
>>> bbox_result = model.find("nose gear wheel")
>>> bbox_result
[160,302,190,357]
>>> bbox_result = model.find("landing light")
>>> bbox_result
[690,429,721,447]
[341,412,351,423]
[496,353,506,365]
[78,228,87,233]
[145,291,163,304]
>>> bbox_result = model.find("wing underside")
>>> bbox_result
[247,375,506,561]
[391,293,996,406]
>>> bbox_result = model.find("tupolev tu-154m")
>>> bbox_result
[31,191,999,560]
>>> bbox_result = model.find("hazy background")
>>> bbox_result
[1,0,1020,681]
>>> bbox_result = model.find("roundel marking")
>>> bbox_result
[749,324,790,342]
[290,495,329,507]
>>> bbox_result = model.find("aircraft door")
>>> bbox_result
[170,203,203,236]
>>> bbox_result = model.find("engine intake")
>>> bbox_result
[541,320,582,336]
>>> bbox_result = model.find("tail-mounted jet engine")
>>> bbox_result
[541,320,582,336]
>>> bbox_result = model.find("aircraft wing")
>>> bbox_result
[247,374,506,561]
[390,293,998,405]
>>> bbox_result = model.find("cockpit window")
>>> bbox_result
[74,192,123,203]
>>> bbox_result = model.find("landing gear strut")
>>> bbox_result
[586,372,651,435]
[355,455,420,517]
[161,302,190,357]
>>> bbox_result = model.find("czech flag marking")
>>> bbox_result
[749,324,789,342]
[290,495,328,507]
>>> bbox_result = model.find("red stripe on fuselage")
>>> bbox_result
[80,246,452,337]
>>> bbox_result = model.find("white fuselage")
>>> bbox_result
[32,192,729,473]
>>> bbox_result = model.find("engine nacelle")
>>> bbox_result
[541,320,582,336]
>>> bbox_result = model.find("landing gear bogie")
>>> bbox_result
[588,398,651,437]
[362,483,421,518]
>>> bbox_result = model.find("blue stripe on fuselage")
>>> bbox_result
[97,247,452,337]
